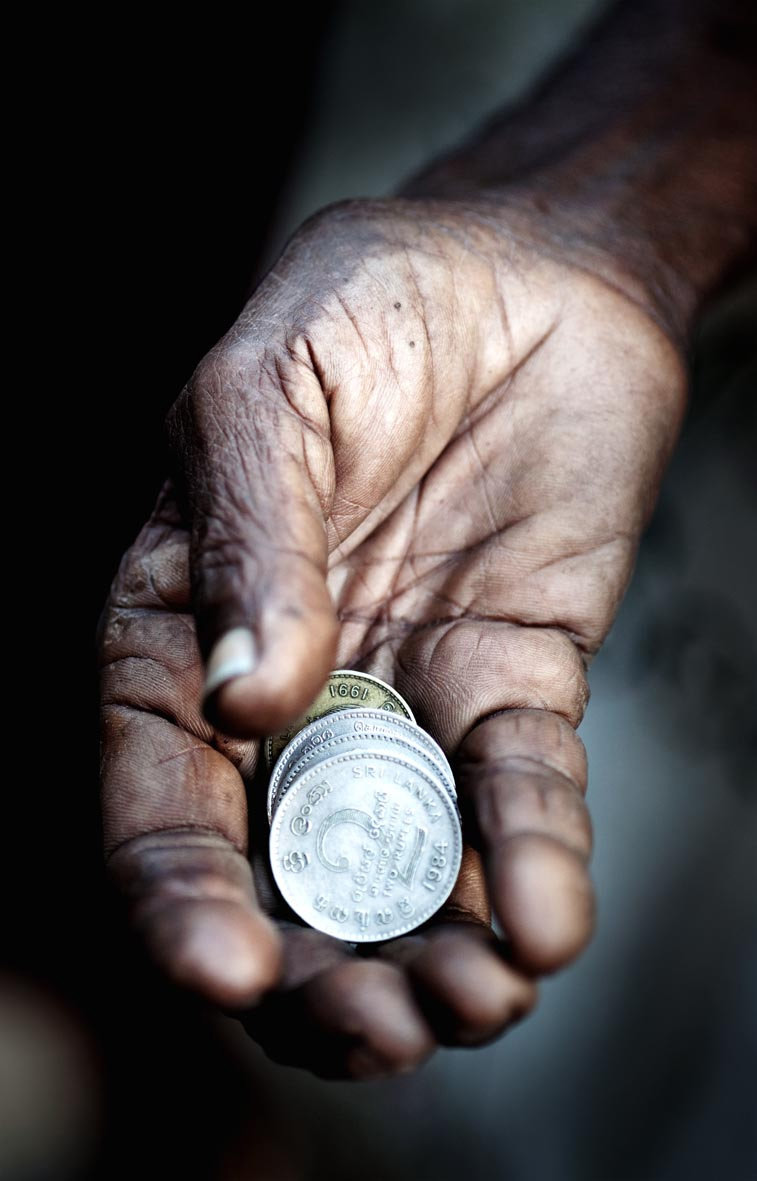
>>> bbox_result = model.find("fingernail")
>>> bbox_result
[204,627,257,697]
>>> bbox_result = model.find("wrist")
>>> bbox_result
[400,0,757,345]
[475,182,720,348]
[394,184,698,349]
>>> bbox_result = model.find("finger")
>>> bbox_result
[106,819,280,1009]
[379,922,537,1047]
[101,499,280,1006]
[244,925,435,1080]
[458,708,593,973]
[167,342,339,738]
[396,622,594,974]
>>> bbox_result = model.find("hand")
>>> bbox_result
[99,196,685,1077]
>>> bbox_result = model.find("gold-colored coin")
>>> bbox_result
[264,669,414,765]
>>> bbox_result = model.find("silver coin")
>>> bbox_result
[268,720,455,820]
[267,708,454,821]
[276,707,453,782]
[272,730,457,824]
[275,723,455,802]
[269,749,463,942]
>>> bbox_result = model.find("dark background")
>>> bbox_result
[6,3,756,1178]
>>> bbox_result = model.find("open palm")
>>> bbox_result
[100,198,685,1077]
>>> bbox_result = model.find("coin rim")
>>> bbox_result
[267,706,454,820]
[269,748,463,943]
[271,729,457,822]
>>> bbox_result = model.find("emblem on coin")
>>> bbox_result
[269,747,462,943]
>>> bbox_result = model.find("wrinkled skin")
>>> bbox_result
[99,198,685,1078]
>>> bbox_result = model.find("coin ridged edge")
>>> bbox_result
[266,707,453,820]
[272,730,457,821]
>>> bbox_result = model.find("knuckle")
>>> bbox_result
[178,349,268,447]
[398,620,591,750]
[107,829,253,904]
[453,985,533,1044]
[363,1032,431,1078]
[298,196,388,240]
[476,770,593,859]
[99,621,206,732]
[460,709,588,793]
[132,870,251,918]
[411,928,537,1047]
[99,603,198,673]
[188,348,246,397]
[105,536,190,616]
[520,629,589,724]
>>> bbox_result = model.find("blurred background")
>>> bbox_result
[8,1,755,1177]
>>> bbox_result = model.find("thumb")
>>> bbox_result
[168,339,339,738]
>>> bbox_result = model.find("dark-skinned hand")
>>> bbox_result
[99,197,685,1078]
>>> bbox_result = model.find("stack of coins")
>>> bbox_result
[266,670,463,943]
